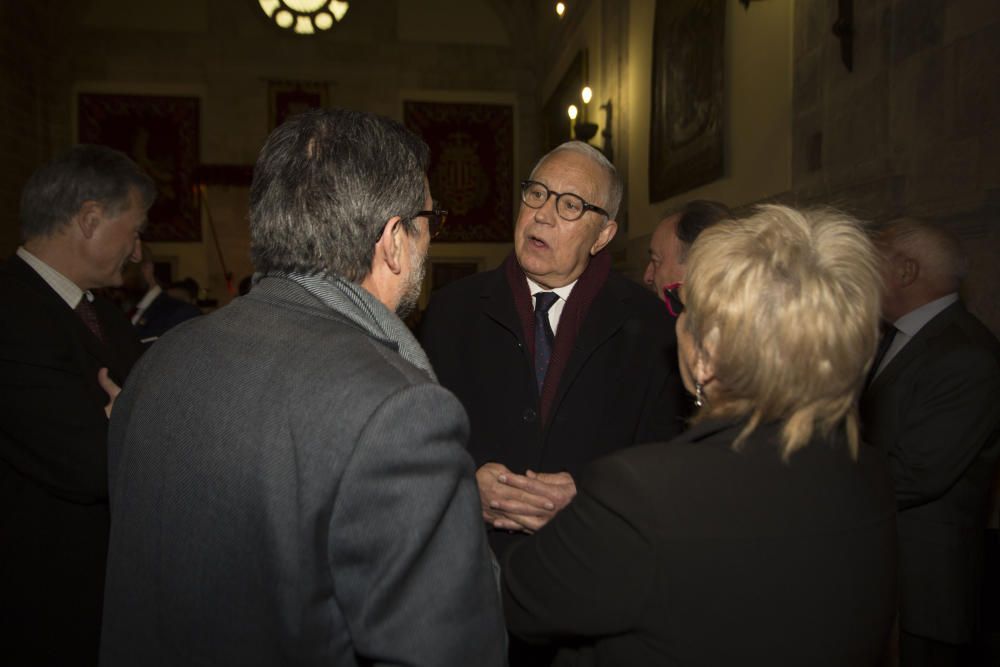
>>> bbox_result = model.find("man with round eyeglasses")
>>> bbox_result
[420,140,682,664]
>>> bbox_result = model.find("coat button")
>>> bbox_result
[522,408,537,422]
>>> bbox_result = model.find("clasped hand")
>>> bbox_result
[475,462,577,534]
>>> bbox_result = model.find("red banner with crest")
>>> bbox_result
[404,101,513,243]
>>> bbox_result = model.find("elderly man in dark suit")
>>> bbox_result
[0,145,152,665]
[99,109,505,666]
[419,140,679,664]
[861,218,1000,667]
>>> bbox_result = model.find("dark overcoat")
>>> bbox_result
[420,262,684,557]
[504,418,899,666]
[861,301,1000,644]
[0,254,143,665]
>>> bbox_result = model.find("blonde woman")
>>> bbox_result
[502,205,897,666]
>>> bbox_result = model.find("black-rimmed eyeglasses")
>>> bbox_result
[520,180,609,222]
[374,206,448,244]
[414,207,448,239]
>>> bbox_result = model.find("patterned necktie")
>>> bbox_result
[76,297,105,343]
[533,292,559,391]
[865,323,897,389]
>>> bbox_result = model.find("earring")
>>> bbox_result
[694,382,705,408]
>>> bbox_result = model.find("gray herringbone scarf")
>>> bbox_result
[283,272,437,382]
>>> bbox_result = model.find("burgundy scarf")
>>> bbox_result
[504,250,611,424]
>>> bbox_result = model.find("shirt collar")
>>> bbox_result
[16,246,88,309]
[893,293,959,337]
[526,276,577,303]
[135,284,162,312]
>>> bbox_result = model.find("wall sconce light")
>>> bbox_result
[574,120,598,143]
[573,86,599,144]
[599,100,613,161]
[258,0,348,35]
[556,3,566,18]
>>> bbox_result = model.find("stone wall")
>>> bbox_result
[792,0,1000,333]
[0,1,62,252]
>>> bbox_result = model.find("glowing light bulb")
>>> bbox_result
[556,3,566,18]
[581,86,592,104]
[568,105,579,121]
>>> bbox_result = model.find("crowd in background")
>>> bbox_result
[1,109,998,667]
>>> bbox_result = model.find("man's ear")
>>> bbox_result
[590,219,618,256]
[374,216,405,275]
[75,201,103,239]
[897,256,919,288]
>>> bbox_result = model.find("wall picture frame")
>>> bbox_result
[649,0,725,202]
[78,92,201,242]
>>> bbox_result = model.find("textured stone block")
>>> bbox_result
[792,108,822,182]
[978,130,1000,190]
[794,49,821,111]
[944,0,1000,45]
[853,6,892,73]
[890,0,946,63]
[824,175,902,222]
[902,137,981,207]
[954,32,1000,137]
[795,0,833,57]
[823,73,890,173]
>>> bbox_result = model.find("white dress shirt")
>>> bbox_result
[526,277,577,335]
[873,293,960,379]
[131,285,162,325]
[16,246,92,308]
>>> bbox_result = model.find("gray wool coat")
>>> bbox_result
[100,276,506,666]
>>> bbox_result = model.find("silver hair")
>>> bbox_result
[529,141,623,220]
[249,109,429,282]
[882,217,968,290]
[19,144,156,241]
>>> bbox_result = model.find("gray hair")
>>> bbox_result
[881,217,968,292]
[249,109,430,282]
[529,140,623,220]
[19,144,156,241]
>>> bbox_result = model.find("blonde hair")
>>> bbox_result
[682,205,882,459]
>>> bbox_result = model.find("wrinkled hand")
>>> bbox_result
[476,462,557,533]
[497,470,577,533]
[98,368,121,418]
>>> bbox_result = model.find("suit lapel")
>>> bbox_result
[7,255,116,371]
[866,302,963,396]
[546,280,626,425]
[481,268,529,347]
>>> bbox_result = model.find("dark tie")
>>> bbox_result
[865,323,897,389]
[76,297,105,343]
[533,292,559,391]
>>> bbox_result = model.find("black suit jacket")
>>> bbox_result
[861,301,1000,644]
[0,254,143,665]
[502,418,899,666]
[134,291,201,342]
[419,265,683,557]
